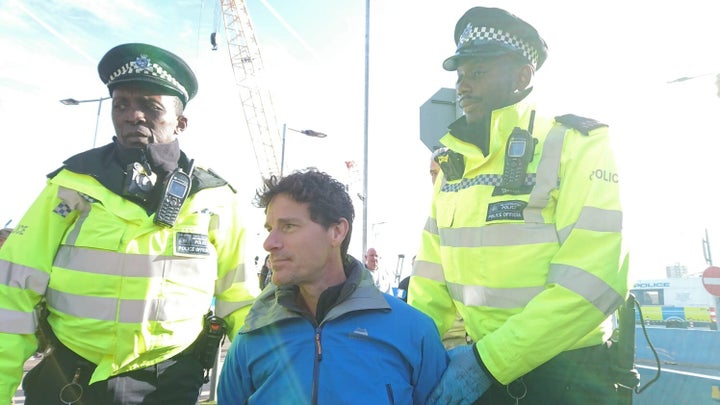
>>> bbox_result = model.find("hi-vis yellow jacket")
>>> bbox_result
[408,100,629,385]
[0,164,253,401]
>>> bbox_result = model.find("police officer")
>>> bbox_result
[409,7,631,404]
[0,43,254,404]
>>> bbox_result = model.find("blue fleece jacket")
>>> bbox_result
[217,257,448,404]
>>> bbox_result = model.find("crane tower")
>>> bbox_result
[218,0,282,180]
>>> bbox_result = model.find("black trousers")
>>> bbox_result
[22,342,205,405]
[475,342,634,405]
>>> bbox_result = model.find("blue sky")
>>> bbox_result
[2,0,720,284]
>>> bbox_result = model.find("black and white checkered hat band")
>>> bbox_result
[108,56,188,100]
[458,24,539,68]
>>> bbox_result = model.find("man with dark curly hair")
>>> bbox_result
[218,169,448,404]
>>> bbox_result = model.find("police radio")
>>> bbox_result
[193,311,228,383]
[154,160,194,228]
[501,127,536,192]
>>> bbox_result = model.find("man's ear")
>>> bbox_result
[175,115,188,134]
[515,64,534,92]
[330,218,350,248]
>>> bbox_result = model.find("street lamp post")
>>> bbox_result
[362,0,370,256]
[280,123,327,176]
[60,96,111,148]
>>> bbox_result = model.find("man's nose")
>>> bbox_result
[263,231,280,252]
[123,107,145,123]
[456,77,471,94]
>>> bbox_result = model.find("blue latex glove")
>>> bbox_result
[427,344,491,405]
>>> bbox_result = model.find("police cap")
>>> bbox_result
[443,7,548,72]
[98,43,198,106]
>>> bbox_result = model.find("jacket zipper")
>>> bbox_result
[311,326,323,405]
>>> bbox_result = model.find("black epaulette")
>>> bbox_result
[47,167,62,179]
[192,167,236,194]
[554,114,607,136]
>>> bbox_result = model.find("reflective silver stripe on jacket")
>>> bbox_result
[0,259,49,294]
[215,298,255,319]
[524,124,566,222]
[447,282,544,308]
[53,245,214,278]
[413,260,445,282]
[548,264,624,316]
[57,186,92,245]
[0,250,49,334]
[448,268,622,314]
[0,308,37,334]
[424,217,439,236]
[215,263,246,294]
[439,223,558,247]
[47,246,218,322]
[558,206,623,244]
[214,262,253,318]
[46,287,207,323]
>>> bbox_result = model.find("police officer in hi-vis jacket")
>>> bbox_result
[0,43,254,404]
[409,7,632,404]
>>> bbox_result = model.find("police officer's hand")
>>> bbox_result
[427,344,491,405]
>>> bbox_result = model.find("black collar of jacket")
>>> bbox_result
[46,140,231,213]
[448,89,532,155]
[448,116,490,156]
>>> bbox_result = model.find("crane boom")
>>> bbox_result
[219,0,282,180]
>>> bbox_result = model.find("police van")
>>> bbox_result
[631,278,718,329]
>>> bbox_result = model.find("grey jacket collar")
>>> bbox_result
[241,256,391,333]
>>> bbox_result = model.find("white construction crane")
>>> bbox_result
[215,0,283,181]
